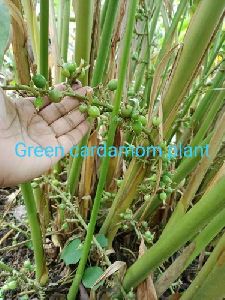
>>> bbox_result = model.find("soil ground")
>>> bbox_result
[0,188,201,300]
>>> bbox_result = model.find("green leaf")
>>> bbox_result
[82,266,104,289]
[60,239,83,265]
[95,234,108,248]
[0,0,10,69]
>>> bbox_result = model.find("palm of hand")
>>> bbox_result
[0,84,89,186]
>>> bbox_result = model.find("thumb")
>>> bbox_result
[0,87,16,129]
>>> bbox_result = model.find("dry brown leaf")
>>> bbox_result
[7,0,31,84]
[94,261,126,287]
[3,189,19,218]
[107,0,128,80]
[5,0,25,35]
[79,130,98,219]
[148,44,180,124]
[137,239,158,300]
[205,161,225,194]
[169,293,181,300]
[79,130,98,197]
[106,128,123,191]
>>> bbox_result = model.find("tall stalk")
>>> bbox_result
[60,0,70,81]
[40,0,49,79]
[23,0,49,284]
[98,0,187,239]
[192,59,225,129]
[168,58,225,140]
[134,0,163,94]
[57,1,64,46]
[74,0,94,85]
[180,231,225,300]
[21,183,48,284]
[156,207,225,296]
[100,0,109,30]
[162,0,225,138]
[11,0,48,285]
[66,134,89,196]
[66,0,94,197]
[67,1,138,298]
[49,0,60,82]
[91,0,119,86]
[191,89,225,146]
[156,0,187,64]
[160,111,225,239]
[67,0,119,197]
[147,0,187,117]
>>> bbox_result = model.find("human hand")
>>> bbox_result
[0,83,90,186]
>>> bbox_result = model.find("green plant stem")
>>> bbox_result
[172,134,212,185]
[161,111,225,239]
[67,1,138,298]
[66,134,89,195]
[40,0,49,80]
[57,1,64,45]
[147,0,187,126]
[68,0,119,197]
[161,2,170,32]
[100,0,109,30]
[180,231,225,300]
[20,0,49,285]
[162,0,225,138]
[190,63,225,130]
[122,176,225,292]
[191,88,225,147]
[134,0,163,94]
[67,0,94,196]
[74,0,94,85]
[50,182,111,265]
[0,261,13,272]
[49,0,60,82]
[156,206,225,296]
[185,208,225,268]
[133,48,148,94]
[0,84,129,112]
[168,60,225,141]
[0,85,87,101]
[91,0,119,86]
[61,1,70,60]
[134,134,212,221]
[204,30,225,77]
[21,183,48,284]
[157,0,187,64]
[100,158,146,243]
[10,0,47,288]
[60,0,70,81]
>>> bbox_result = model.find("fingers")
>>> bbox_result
[57,121,90,153]
[38,86,88,124]
[28,81,82,110]
[50,109,85,137]
[37,81,83,108]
